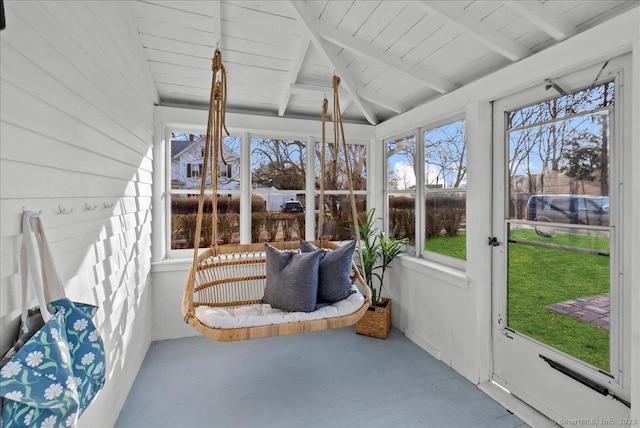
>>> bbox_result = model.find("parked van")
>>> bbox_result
[526,194,609,227]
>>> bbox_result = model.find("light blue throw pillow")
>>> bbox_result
[300,240,356,304]
[262,245,325,312]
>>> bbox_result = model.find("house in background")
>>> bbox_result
[171,134,240,190]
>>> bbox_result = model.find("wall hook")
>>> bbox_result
[83,203,97,212]
[22,207,43,215]
[102,202,114,209]
[57,205,73,215]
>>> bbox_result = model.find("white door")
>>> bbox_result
[491,55,632,425]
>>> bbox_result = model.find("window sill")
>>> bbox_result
[152,253,469,290]
[151,258,192,273]
[396,254,469,290]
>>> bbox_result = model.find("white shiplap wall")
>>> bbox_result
[0,1,157,426]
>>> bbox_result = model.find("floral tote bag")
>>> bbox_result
[0,212,106,427]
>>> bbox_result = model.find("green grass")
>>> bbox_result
[424,231,466,260]
[424,229,610,371]
[508,229,610,371]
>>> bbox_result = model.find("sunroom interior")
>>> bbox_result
[1,1,639,427]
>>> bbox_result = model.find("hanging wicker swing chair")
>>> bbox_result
[181,49,371,341]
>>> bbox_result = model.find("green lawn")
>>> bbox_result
[426,228,610,371]
[508,229,610,370]
[424,231,466,260]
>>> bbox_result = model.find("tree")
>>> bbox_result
[507,81,613,197]
[424,120,466,188]
[560,135,602,193]
[386,136,417,191]
[253,162,305,190]
[251,138,306,190]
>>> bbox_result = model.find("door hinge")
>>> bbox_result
[488,236,500,246]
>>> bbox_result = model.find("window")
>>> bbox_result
[218,162,232,179]
[385,135,417,249]
[169,133,241,250]
[315,141,368,241]
[423,119,467,261]
[384,119,467,265]
[250,137,307,243]
[166,129,369,254]
[187,163,202,179]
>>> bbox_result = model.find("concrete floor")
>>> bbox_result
[116,327,528,428]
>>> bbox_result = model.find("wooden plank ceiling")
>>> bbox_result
[132,0,638,125]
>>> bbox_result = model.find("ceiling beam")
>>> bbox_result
[279,36,310,117]
[504,1,576,41]
[289,1,378,125]
[418,0,529,62]
[290,83,338,98]
[290,83,408,114]
[358,87,408,114]
[316,22,455,94]
[340,99,352,115]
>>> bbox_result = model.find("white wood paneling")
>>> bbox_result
[0,1,156,427]
[130,0,638,124]
[133,1,214,32]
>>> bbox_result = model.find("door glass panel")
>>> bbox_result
[505,82,613,372]
[507,223,610,371]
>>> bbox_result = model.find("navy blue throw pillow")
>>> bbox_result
[262,245,324,312]
[300,240,356,304]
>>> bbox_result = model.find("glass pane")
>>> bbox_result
[508,83,614,130]
[171,133,240,190]
[507,223,610,371]
[388,194,415,248]
[315,142,367,191]
[423,120,466,260]
[316,194,367,241]
[507,83,612,222]
[386,135,416,190]
[170,194,240,249]
[505,81,614,372]
[424,120,466,189]
[250,194,306,243]
[250,138,306,190]
[423,191,466,260]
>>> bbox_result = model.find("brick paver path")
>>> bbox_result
[545,294,610,330]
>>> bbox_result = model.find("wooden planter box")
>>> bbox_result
[355,297,391,339]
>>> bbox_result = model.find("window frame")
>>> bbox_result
[314,138,370,241]
[383,114,467,271]
[384,132,418,253]
[165,127,242,258]
[163,125,371,258]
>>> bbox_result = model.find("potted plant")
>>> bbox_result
[355,209,409,339]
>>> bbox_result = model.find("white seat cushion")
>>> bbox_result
[195,286,365,329]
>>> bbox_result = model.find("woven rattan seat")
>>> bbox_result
[182,242,371,341]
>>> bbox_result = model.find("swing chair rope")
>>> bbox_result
[185,48,228,322]
[331,75,367,285]
[318,98,328,240]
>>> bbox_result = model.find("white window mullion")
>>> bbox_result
[306,135,316,240]
[416,128,425,257]
[240,131,251,244]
